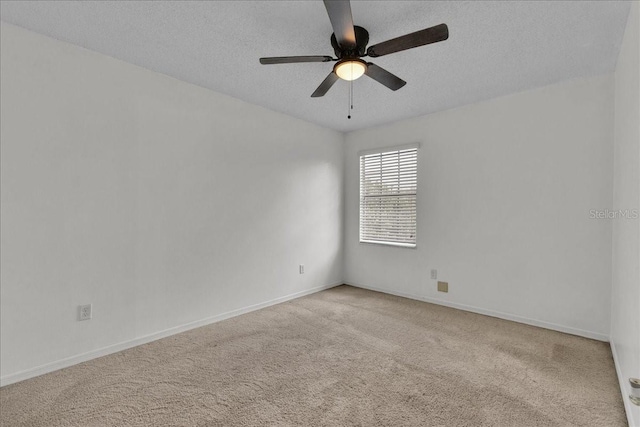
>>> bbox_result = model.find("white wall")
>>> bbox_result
[0,23,344,383]
[344,74,615,340]
[611,2,640,425]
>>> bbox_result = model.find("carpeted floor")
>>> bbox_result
[0,285,626,426]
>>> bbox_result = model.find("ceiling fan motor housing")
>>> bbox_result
[331,25,369,58]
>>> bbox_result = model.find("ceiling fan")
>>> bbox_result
[259,0,449,98]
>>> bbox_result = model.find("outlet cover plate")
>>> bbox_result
[79,304,92,321]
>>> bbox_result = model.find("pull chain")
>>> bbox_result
[351,78,354,110]
[347,80,353,119]
[347,79,351,119]
[347,62,354,120]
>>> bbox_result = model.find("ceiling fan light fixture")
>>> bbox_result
[334,59,367,81]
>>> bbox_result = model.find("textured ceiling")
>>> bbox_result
[0,1,631,132]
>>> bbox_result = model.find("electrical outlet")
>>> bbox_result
[437,282,448,293]
[299,265,304,274]
[79,304,92,321]
[430,269,437,280]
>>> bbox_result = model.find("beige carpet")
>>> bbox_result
[0,285,626,426]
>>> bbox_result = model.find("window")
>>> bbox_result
[359,144,418,248]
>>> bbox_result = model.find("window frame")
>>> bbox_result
[358,143,419,249]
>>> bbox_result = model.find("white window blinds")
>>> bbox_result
[359,146,418,247]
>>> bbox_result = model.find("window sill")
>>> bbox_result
[359,240,417,249]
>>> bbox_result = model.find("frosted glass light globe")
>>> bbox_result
[335,60,367,81]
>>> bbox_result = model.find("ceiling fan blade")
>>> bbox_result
[366,23,449,58]
[311,72,339,97]
[323,0,356,48]
[260,56,334,65]
[364,63,406,91]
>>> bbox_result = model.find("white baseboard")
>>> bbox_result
[345,282,609,342]
[0,282,341,387]
[611,341,637,427]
